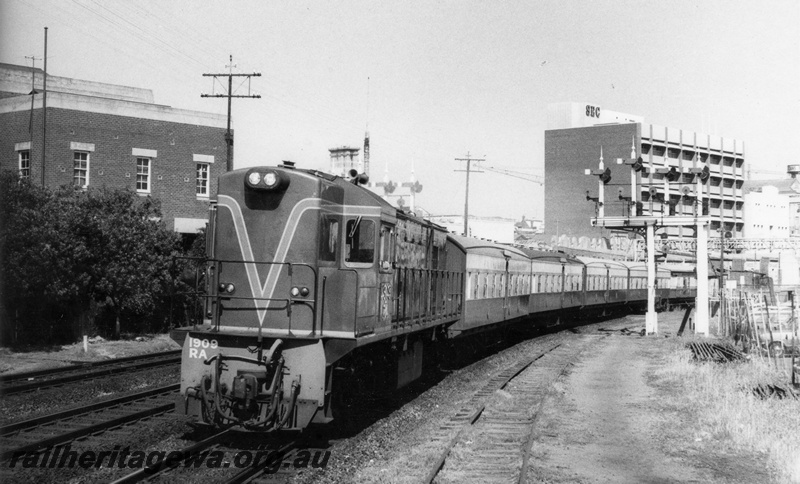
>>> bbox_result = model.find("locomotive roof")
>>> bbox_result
[277,166,451,231]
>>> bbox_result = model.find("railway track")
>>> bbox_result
[423,340,585,483]
[109,428,306,484]
[0,383,179,461]
[0,350,181,395]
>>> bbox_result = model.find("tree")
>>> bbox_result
[76,188,180,339]
[1,173,182,343]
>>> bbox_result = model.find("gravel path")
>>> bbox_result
[527,315,775,483]
[529,333,703,482]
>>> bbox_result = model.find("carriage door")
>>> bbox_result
[378,224,395,330]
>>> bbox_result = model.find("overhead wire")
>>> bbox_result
[11,0,541,177]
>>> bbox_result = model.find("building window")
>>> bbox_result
[136,157,151,193]
[196,163,209,197]
[73,152,89,188]
[18,150,30,180]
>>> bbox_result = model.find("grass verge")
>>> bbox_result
[656,338,800,483]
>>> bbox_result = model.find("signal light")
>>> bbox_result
[665,167,680,182]
[586,167,611,184]
[699,165,710,182]
[635,202,644,216]
[632,156,644,172]
[599,167,612,184]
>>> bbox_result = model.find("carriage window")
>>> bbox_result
[318,217,339,261]
[345,218,375,264]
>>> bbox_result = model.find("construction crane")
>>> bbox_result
[473,162,544,185]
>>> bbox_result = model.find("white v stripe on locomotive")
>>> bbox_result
[216,195,381,327]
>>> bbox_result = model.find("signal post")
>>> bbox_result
[586,145,711,335]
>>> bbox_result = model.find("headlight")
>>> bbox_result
[263,172,278,188]
[247,172,262,185]
[245,169,290,191]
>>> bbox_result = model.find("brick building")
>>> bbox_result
[544,102,745,242]
[0,63,228,234]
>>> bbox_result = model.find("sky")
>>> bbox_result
[1,0,798,222]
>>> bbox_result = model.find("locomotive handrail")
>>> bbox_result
[214,259,318,337]
[169,255,319,334]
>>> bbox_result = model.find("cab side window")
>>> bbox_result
[345,218,375,264]
[379,225,394,271]
[319,216,339,262]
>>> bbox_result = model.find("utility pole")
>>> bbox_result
[201,55,261,172]
[25,55,41,134]
[42,27,48,187]
[454,152,484,237]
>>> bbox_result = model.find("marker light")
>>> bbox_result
[290,287,310,298]
[218,283,235,294]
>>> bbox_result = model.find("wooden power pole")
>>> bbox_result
[455,152,484,237]
[201,55,260,172]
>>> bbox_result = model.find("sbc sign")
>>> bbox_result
[585,105,601,118]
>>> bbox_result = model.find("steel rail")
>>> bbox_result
[0,383,180,461]
[222,440,299,484]
[108,428,234,484]
[423,343,562,484]
[0,351,181,395]
[0,350,181,384]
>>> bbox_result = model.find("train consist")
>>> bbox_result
[172,162,696,431]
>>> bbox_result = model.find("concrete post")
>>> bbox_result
[696,220,709,335]
[646,223,657,334]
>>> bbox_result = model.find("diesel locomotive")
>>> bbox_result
[171,162,696,431]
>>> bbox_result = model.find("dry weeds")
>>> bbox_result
[656,338,800,483]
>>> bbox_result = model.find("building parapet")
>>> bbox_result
[0,90,227,128]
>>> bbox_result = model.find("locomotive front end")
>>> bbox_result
[176,165,340,431]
